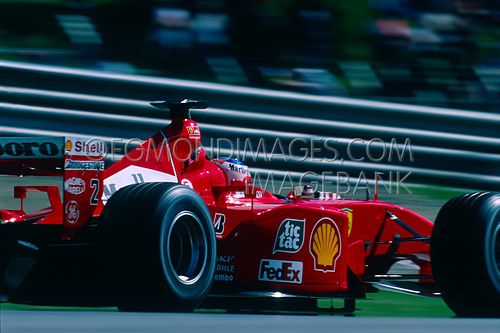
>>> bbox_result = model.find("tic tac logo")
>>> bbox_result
[309,217,341,272]
[213,213,226,237]
[64,177,86,195]
[258,259,303,284]
[65,200,80,225]
[273,218,305,254]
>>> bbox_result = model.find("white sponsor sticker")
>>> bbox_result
[64,177,86,195]
[65,137,106,157]
[102,165,177,203]
[258,259,303,284]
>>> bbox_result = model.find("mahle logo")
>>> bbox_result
[273,218,305,254]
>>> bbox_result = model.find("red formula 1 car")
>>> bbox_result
[0,100,498,316]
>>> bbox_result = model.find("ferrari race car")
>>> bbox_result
[0,100,498,317]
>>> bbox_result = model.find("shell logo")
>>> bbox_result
[65,139,73,153]
[309,217,341,272]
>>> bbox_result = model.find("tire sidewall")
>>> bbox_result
[153,187,216,304]
[431,192,500,317]
[100,182,216,310]
[483,196,500,293]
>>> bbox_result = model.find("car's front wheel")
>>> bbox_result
[100,182,216,311]
[431,192,500,317]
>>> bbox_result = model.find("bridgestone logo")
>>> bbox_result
[273,219,305,254]
[65,159,105,171]
[258,259,303,284]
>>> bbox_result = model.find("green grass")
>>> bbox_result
[341,291,454,317]
[407,183,471,201]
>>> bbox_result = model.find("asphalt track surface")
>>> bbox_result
[1,310,499,333]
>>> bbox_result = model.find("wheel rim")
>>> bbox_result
[494,223,500,278]
[164,211,208,285]
[486,221,500,292]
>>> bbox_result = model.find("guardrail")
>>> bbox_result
[0,60,499,190]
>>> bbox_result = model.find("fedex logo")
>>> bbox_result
[258,259,303,284]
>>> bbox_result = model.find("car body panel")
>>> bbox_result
[0,103,435,299]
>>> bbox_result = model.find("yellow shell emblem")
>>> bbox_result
[309,218,341,272]
[65,139,73,153]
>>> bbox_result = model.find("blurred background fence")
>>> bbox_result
[1,1,499,191]
[0,59,499,190]
[1,1,500,111]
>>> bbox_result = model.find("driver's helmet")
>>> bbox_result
[213,158,251,184]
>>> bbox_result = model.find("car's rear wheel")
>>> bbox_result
[100,182,216,311]
[0,229,14,295]
[431,192,500,317]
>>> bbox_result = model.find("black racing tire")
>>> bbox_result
[431,192,500,317]
[100,182,216,312]
[0,228,15,295]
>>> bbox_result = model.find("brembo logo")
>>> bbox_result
[0,141,60,158]
[258,259,303,284]
[273,218,305,254]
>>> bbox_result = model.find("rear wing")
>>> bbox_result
[0,136,105,174]
[0,137,64,176]
[0,137,63,158]
[0,136,105,229]
[150,99,208,119]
